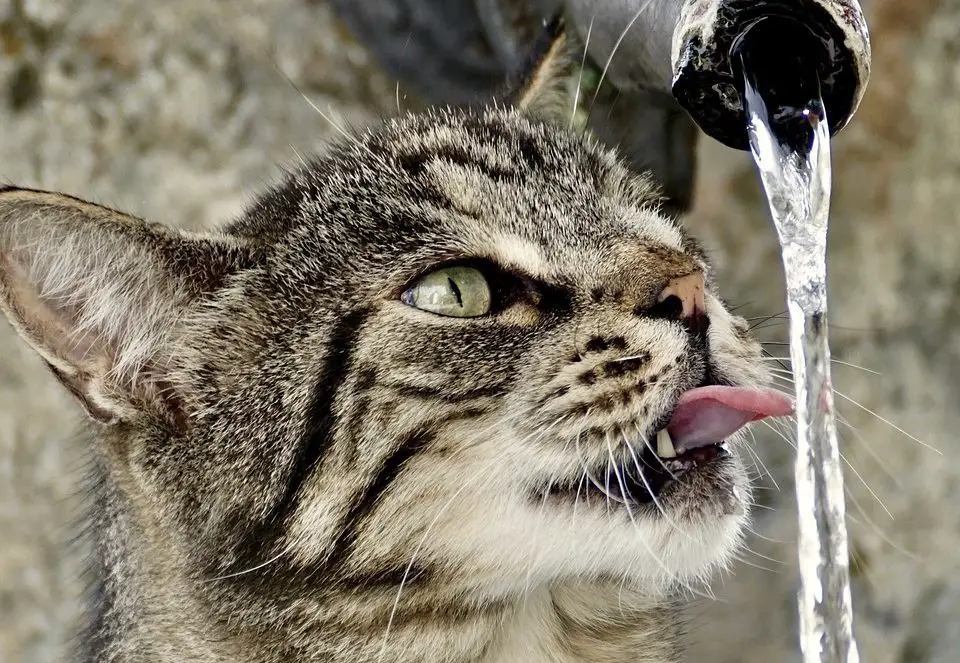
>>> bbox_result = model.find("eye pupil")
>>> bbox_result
[447,276,464,307]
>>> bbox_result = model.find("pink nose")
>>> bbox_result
[657,272,706,320]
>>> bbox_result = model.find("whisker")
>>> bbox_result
[767,367,794,376]
[273,63,360,148]
[751,323,788,334]
[759,418,895,521]
[742,522,788,545]
[748,312,788,331]
[291,145,310,170]
[569,16,595,130]
[578,433,620,508]
[610,353,653,364]
[619,432,694,542]
[574,465,589,515]
[828,358,881,375]
[377,454,501,662]
[574,410,596,512]
[747,483,779,492]
[743,430,767,482]
[763,355,877,376]
[832,390,941,455]
[837,457,894,520]
[834,417,902,488]
[585,0,657,120]
[844,499,923,563]
[770,373,938,458]
[603,452,613,512]
[203,545,292,582]
[846,540,884,592]
[730,551,781,574]
[742,432,781,492]
[760,349,793,375]
[754,370,917,489]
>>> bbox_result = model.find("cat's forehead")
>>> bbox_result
[249,107,699,284]
[382,107,685,243]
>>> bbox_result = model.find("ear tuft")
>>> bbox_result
[0,187,246,427]
[503,14,582,124]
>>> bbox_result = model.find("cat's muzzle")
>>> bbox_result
[545,428,731,508]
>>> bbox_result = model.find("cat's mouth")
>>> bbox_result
[547,429,731,506]
[542,386,793,508]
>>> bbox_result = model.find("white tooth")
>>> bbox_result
[656,429,677,458]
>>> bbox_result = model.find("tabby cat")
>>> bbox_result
[0,18,790,663]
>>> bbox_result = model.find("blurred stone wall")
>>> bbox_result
[0,1,956,661]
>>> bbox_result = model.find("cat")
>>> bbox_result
[0,17,790,663]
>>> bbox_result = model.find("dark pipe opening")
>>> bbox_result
[733,16,828,156]
[672,0,859,150]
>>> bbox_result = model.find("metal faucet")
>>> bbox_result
[330,0,870,214]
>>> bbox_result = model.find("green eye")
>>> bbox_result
[401,266,492,317]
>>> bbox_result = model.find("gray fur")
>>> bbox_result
[0,22,771,663]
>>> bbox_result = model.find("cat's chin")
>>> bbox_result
[516,444,750,583]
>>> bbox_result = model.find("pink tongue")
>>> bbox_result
[666,386,794,451]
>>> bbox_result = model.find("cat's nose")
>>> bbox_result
[656,272,706,321]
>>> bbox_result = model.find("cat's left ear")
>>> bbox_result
[503,15,580,123]
[0,187,252,429]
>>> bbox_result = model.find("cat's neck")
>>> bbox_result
[483,583,682,663]
[84,561,681,663]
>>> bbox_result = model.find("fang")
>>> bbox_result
[656,429,677,458]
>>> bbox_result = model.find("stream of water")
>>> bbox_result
[741,68,858,663]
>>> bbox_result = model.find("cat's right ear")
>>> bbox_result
[0,187,252,430]
[502,14,579,124]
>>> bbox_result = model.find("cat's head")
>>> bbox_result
[0,19,784,616]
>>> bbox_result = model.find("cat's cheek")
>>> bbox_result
[705,297,770,388]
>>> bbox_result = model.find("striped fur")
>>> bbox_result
[0,19,772,663]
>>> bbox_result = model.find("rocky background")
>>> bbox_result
[0,0,956,661]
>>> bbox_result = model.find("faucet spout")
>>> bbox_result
[567,0,870,150]
[671,0,871,150]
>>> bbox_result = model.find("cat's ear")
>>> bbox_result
[504,15,580,123]
[0,187,250,429]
